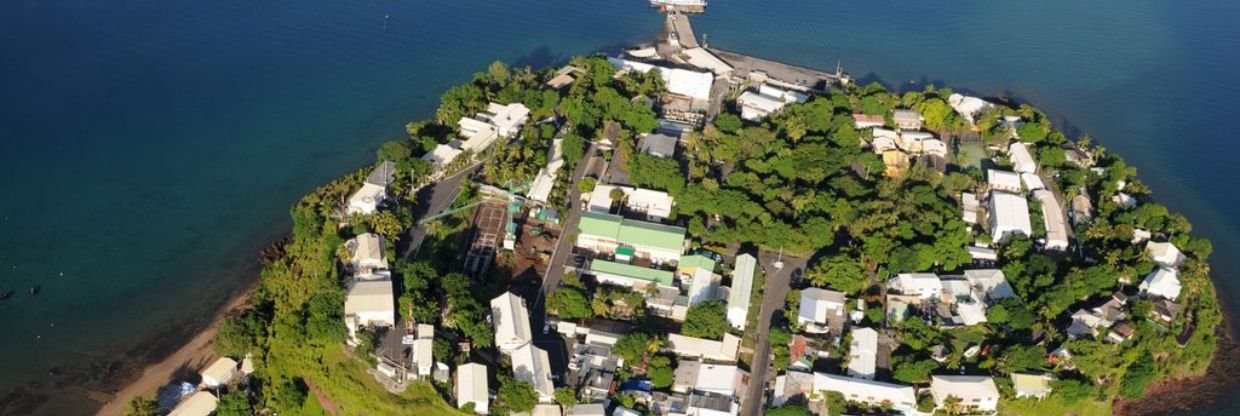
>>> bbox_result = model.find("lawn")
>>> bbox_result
[999,396,1112,416]
[307,345,466,415]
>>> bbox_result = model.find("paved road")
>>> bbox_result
[398,166,477,260]
[740,251,808,416]
[534,141,601,312]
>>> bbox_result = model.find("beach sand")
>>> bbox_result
[94,286,255,416]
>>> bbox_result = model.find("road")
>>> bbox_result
[534,141,601,312]
[740,251,808,416]
[398,166,477,260]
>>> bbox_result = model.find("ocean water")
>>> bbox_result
[1,0,1237,414]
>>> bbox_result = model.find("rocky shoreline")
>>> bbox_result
[1115,315,1239,416]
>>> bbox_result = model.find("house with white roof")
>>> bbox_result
[199,357,238,389]
[1032,190,1070,251]
[1072,194,1094,225]
[727,254,758,329]
[1140,267,1182,300]
[962,193,980,225]
[1008,142,1038,174]
[853,114,886,129]
[346,161,396,216]
[348,233,390,280]
[641,133,679,158]
[413,324,435,378]
[169,391,217,416]
[812,372,917,413]
[491,292,534,353]
[1021,173,1045,191]
[930,375,999,413]
[667,333,741,363]
[990,190,1033,243]
[892,109,923,130]
[457,363,490,414]
[888,273,943,300]
[963,269,1016,303]
[1113,192,1138,209]
[797,287,847,334]
[680,255,719,307]
[608,58,713,110]
[988,169,1023,193]
[1066,293,1130,339]
[673,361,746,397]
[948,94,992,125]
[896,131,934,154]
[735,84,809,121]
[870,128,900,154]
[681,47,733,75]
[511,343,555,402]
[846,328,878,379]
[527,138,564,203]
[344,280,395,344]
[1146,241,1185,269]
[422,143,464,171]
[587,185,675,222]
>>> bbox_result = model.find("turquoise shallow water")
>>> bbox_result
[2,0,1239,414]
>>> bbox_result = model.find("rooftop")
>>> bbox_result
[589,259,675,287]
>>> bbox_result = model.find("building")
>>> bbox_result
[685,390,739,416]
[735,84,809,121]
[967,246,998,264]
[413,324,435,378]
[528,138,565,203]
[989,190,1033,243]
[987,169,1023,193]
[567,341,618,403]
[1151,298,1182,323]
[199,357,238,388]
[1146,241,1185,269]
[492,292,534,353]
[892,109,923,130]
[667,333,741,363]
[1067,293,1129,339]
[1032,190,1070,251]
[963,269,1016,302]
[458,102,530,152]
[1021,173,1045,191]
[1113,192,1138,209]
[797,287,847,334]
[726,254,758,329]
[457,363,490,414]
[1008,142,1038,174]
[576,212,687,265]
[896,131,934,154]
[1140,267,1182,301]
[588,259,675,290]
[511,343,556,402]
[930,375,1000,413]
[948,94,992,125]
[853,114,885,129]
[344,280,395,344]
[681,47,733,75]
[673,361,746,397]
[168,391,217,416]
[772,371,815,407]
[846,328,878,379]
[680,255,719,306]
[888,273,943,299]
[812,372,917,413]
[1071,194,1094,225]
[641,133,679,158]
[870,128,899,153]
[348,233,390,280]
[346,161,396,215]
[1012,373,1054,399]
[962,193,980,225]
[609,58,713,110]
[567,404,606,416]
[586,185,675,222]
[422,143,464,171]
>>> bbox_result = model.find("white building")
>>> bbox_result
[169,391,217,416]
[199,357,238,389]
[457,363,490,414]
[511,343,555,402]
[988,169,1023,193]
[846,328,878,379]
[344,280,395,344]
[413,324,435,378]
[962,193,980,225]
[726,254,758,329]
[963,269,1016,302]
[1032,190,1070,251]
[667,333,741,363]
[674,362,745,397]
[989,190,1033,243]
[853,114,886,129]
[1146,241,1186,269]
[892,109,923,130]
[346,161,396,215]
[812,372,917,413]
[586,185,675,222]
[1140,268,1182,300]
[348,233,390,279]
[797,287,847,334]
[608,58,713,108]
[1021,173,1046,191]
[527,138,564,203]
[1008,142,1038,174]
[930,375,1000,413]
[735,84,809,121]
[491,292,534,353]
[948,94,992,125]
[888,273,943,299]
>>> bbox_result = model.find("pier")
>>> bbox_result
[708,47,850,92]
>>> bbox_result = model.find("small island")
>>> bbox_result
[125,15,1220,416]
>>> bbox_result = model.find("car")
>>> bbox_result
[543,323,551,334]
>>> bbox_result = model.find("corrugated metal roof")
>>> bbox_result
[589,259,674,286]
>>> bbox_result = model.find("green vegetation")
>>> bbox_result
[681,300,730,340]
[123,396,158,416]
[216,392,253,416]
[495,375,538,415]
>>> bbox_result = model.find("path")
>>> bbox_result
[740,251,807,416]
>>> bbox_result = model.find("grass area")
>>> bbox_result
[306,345,465,416]
[299,394,330,416]
[999,396,1111,416]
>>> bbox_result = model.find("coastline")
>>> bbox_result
[1114,314,1239,416]
[92,280,258,416]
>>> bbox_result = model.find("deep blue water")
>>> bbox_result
[1,0,1238,414]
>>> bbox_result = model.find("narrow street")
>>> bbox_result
[741,251,808,416]
[534,141,601,313]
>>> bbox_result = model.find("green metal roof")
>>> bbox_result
[616,219,686,251]
[578,212,686,252]
[616,246,637,256]
[589,259,675,287]
[678,255,716,272]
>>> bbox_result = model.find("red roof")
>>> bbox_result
[790,335,809,361]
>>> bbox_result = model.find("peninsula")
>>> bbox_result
[116,13,1220,416]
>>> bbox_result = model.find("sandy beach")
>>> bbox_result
[93,286,256,416]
